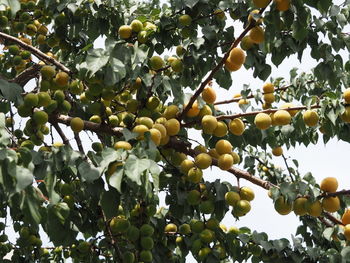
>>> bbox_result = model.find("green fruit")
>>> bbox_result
[41,65,56,80]
[110,217,130,234]
[178,14,192,26]
[40,80,51,91]
[70,117,84,133]
[233,200,251,217]
[59,100,71,114]
[199,200,215,214]
[141,237,154,250]
[13,56,23,66]
[44,100,58,114]
[122,251,135,263]
[55,72,69,87]
[140,224,154,236]
[176,45,185,56]
[225,191,240,206]
[60,184,74,196]
[198,247,211,260]
[32,111,48,125]
[92,142,103,152]
[20,50,31,59]
[69,80,84,95]
[187,167,203,183]
[53,90,65,103]
[24,93,39,107]
[200,229,215,243]
[20,140,35,150]
[0,16,8,27]
[146,96,160,110]
[126,99,139,113]
[187,189,201,205]
[171,58,184,72]
[137,30,148,43]
[130,19,143,32]
[126,226,140,241]
[139,250,152,262]
[149,56,164,71]
[37,92,51,107]
[179,223,191,235]
[9,45,20,55]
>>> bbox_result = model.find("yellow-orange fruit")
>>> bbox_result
[70,117,84,133]
[215,139,233,155]
[229,118,245,136]
[201,115,218,134]
[262,83,274,93]
[280,103,298,117]
[225,59,242,72]
[118,25,132,39]
[248,9,263,25]
[164,118,180,136]
[163,105,179,119]
[254,113,271,130]
[321,196,340,213]
[186,101,200,118]
[114,141,132,150]
[272,146,283,156]
[249,26,264,44]
[274,0,290,11]
[228,48,246,66]
[218,154,234,170]
[253,0,270,8]
[344,224,350,241]
[213,121,228,137]
[273,110,291,126]
[152,123,167,138]
[149,128,162,145]
[342,209,350,225]
[303,110,319,127]
[306,200,322,217]
[343,88,350,103]
[195,153,212,169]
[202,86,216,104]
[274,196,293,215]
[132,125,149,140]
[263,93,275,104]
[341,107,350,123]
[320,177,338,193]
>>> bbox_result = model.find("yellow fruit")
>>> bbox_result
[274,0,290,11]
[233,200,251,217]
[132,125,149,140]
[138,117,154,129]
[214,9,226,20]
[343,88,350,103]
[70,117,84,133]
[303,110,319,127]
[240,187,255,201]
[55,72,69,87]
[198,105,213,118]
[187,167,203,183]
[263,83,274,93]
[130,19,143,32]
[114,141,132,150]
[262,103,271,109]
[225,191,240,206]
[274,196,293,215]
[248,9,263,24]
[164,223,177,233]
[164,118,180,136]
[344,224,350,241]
[202,86,216,104]
[263,93,275,104]
[341,107,350,123]
[118,25,132,39]
[225,59,242,72]
[273,110,291,126]
[218,154,234,170]
[231,152,240,164]
[178,14,192,26]
[208,148,220,159]
[322,197,340,213]
[293,197,308,216]
[163,105,179,119]
[253,0,270,8]
[149,56,164,71]
[342,210,350,225]
[213,121,228,137]
[201,115,218,134]
[186,101,200,117]
[306,200,322,217]
[195,153,212,169]
[320,177,338,193]
[229,118,245,136]
[171,59,184,72]
[238,98,249,105]
[40,65,56,80]
[240,36,254,50]
[215,139,233,155]
[272,146,283,156]
[180,159,194,174]
[229,47,246,66]
[89,115,101,124]
[280,103,298,117]
[160,135,170,145]
[254,113,271,130]
[249,26,265,44]
[152,123,167,138]
[149,128,162,145]
[194,145,207,153]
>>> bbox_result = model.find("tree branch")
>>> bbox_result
[74,132,85,155]
[11,64,41,87]
[0,32,71,73]
[50,121,71,146]
[319,190,350,198]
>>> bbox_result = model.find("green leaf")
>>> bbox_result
[15,166,33,191]
[0,79,22,105]
[184,0,199,8]
[100,189,120,219]
[0,0,20,17]
[0,113,10,147]
[341,246,350,259]
[124,155,150,185]
[77,48,109,77]
[24,187,42,224]
[109,167,123,192]
[272,238,289,252]
[78,161,101,182]
[53,202,70,224]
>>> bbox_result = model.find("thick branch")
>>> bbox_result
[0,32,71,73]
[11,64,41,87]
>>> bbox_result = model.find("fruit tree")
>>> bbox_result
[0,0,349,262]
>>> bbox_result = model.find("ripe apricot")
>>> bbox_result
[163,104,179,119]
[341,107,350,123]
[342,209,350,225]
[233,200,251,217]
[218,154,234,170]
[186,101,200,117]
[274,0,290,11]
[225,59,241,72]
[274,196,293,215]
[263,83,274,93]
[198,105,213,118]
[263,93,275,104]
[114,141,132,150]
[254,113,271,130]
[201,115,218,134]
[180,159,194,174]
[149,128,162,145]
[225,191,240,206]
[249,26,265,44]
[215,139,233,155]
[202,86,216,104]
[213,121,228,137]
[248,9,263,24]
[274,110,291,125]
[240,36,254,50]
[118,25,132,39]
[187,167,203,183]
[240,187,255,201]
[195,153,212,169]
[132,124,149,140]
[344,225,350,241]
[55,72,69,87]
[229,118,245,136]
[253,0,270,8]
[272,146,283,156]
[152,123,167,138]
[164,118,180,136]
[306,200,322,217]
[320,177,338,192]
[322,196,340,213]
[229,47,246,66]
[293,197,308,216]
[343,88,350,103]
[303,110,319,127]
[130,19,143,32]
[280,103,298,116]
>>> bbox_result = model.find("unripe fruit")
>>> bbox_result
[164,118,180,136]
[233,200,251,217]
[225,191,240,206]
[40,65,56,80]
[322,196,340,213]
[118,25,132,39]
[37,92,51,107]
[178,14,192,26]
[320,177,338,193]
[240,186,255,201]
[274,196,293,215]
[229,118,245,136]
[199,200,215,214]
[9,45,20,55]
[179,223,191,235]
[201,115,218,134]
[132,125,149,140]
[306,200,322,217]
[201,86,216,104]
[195,153,212,169]
[187,189,201,205]
[123,251,135,263]
[141,237,154,250]
[240,36,254,50]
[273,110,292,125]
[140,250,152,262]
[215,139,233,155]
[218,154,234,170]
[254,113,271,130]
[149,56,164,71]
[70,117,84,133]
[110,217,130,234]
[140,224,154,236]
[293,197,308,216]
[263,83,274,93]
[229,47,246,66]
[272,146,283,156]
[24,93,39,107]
[126,225,140,241]
[171,58,184,72]
[130,19,143,32]
[54,90,65,103]
[186,101,200,117]
[200,229,215,243]
[303,110,319,127]
[55,72,69,87]
[341,107,350,123]
[249,26,265,44]
[274,0,290,11]
[187,167,203,183]
[213,121,228,137]
[33,111,48,125]
[146,96,160,110]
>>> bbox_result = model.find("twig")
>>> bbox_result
[0,32,71,73]
[282,154,294,182]
[324,212,343,225]
[50,121,71,146]
[74,132,85,155]
[11,64,41,87]
[319,190,350,198]
[318,216,333,227]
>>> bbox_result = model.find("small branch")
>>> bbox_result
[74,132,85,155]
[324,212,343,225]
[282,154,294,182]
[0,32,71,73]
[11,64,41,87]
[318,216,333,227]
[50,121,71,146]
[319,190,350,198]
